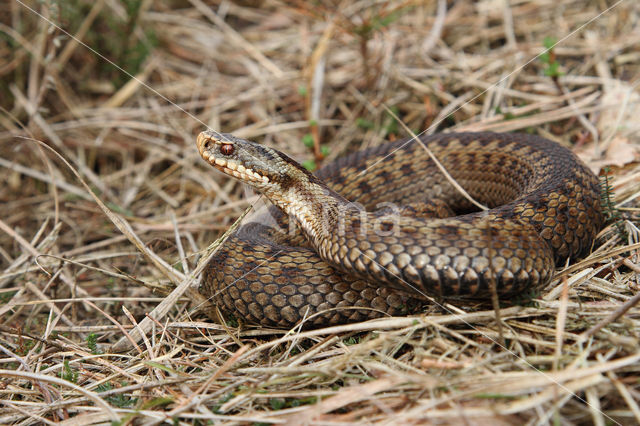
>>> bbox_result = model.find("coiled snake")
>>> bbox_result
[197,131,603,327]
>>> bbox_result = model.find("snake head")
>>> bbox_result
[197,130,319,193]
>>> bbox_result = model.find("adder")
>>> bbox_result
[197,131,603,327]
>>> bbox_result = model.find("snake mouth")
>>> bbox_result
[197,132,270,184]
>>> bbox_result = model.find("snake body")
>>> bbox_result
[197,131,603,327]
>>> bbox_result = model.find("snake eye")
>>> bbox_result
[220,144,234,155]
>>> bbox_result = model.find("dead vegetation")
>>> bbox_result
[1,0,640,424]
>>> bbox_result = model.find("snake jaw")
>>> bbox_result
[197,131,271,185]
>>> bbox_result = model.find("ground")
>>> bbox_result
[1,0,640,424]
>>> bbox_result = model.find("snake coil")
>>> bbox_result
[197,131,603,327]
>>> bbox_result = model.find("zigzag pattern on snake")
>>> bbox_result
[197,131,603,328]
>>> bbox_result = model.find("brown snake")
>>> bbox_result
[197,131,603,327]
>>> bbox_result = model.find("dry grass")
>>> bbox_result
[1,0,640,424]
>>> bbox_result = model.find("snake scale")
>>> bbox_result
[197,131,603,327]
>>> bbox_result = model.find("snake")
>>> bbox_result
[197,130,603,328]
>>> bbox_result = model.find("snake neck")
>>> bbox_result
[262,173,360,246]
